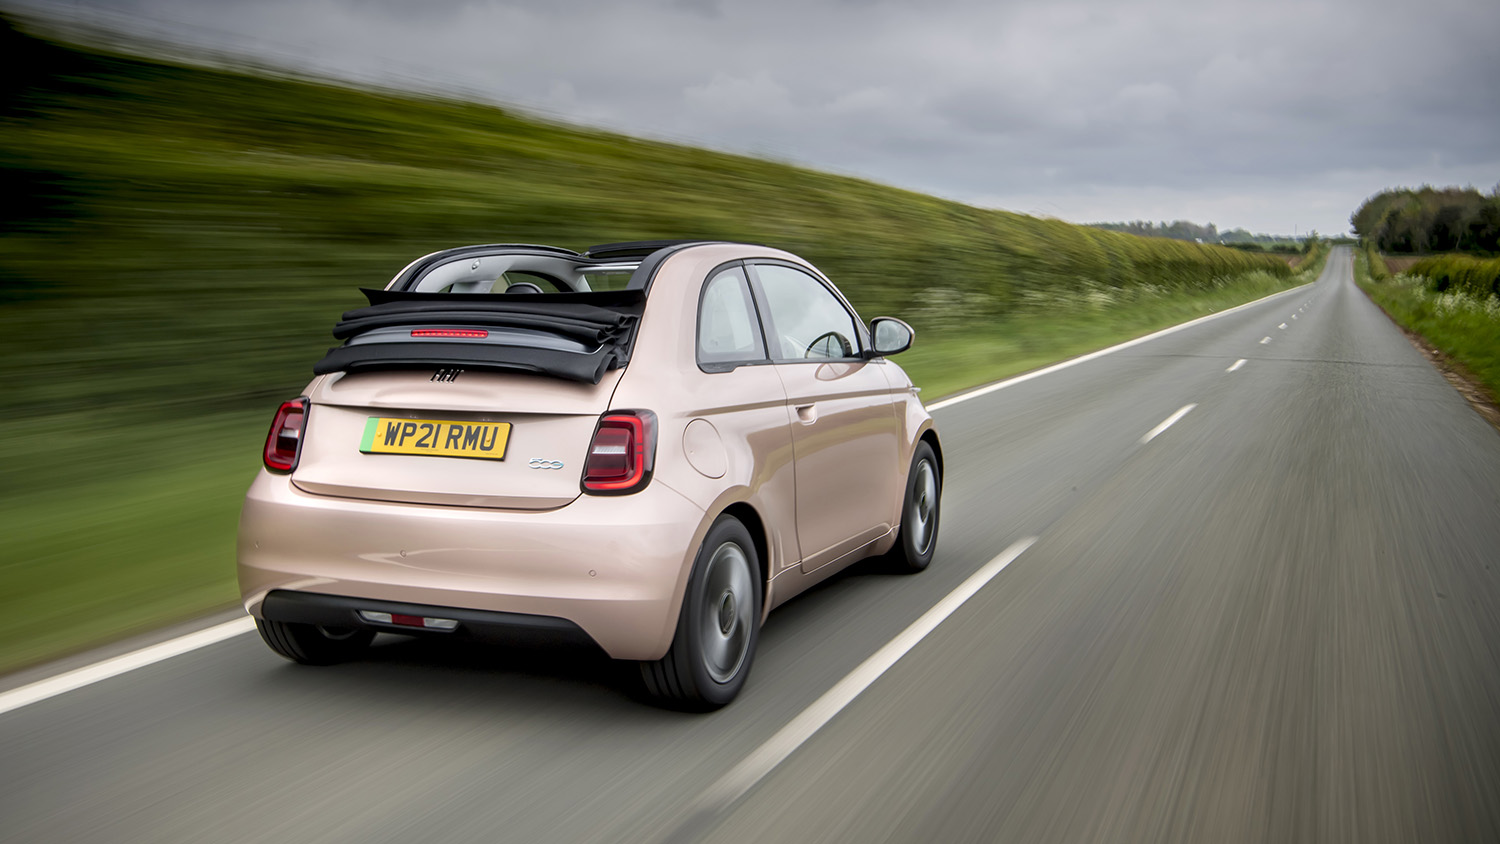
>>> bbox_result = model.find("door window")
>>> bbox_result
[753,264,862,361]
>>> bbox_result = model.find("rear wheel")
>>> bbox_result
[887,441,940,573]
[256,618,374,665]
[640,515,761,710]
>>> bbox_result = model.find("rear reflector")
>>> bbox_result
[262,398,308,474]
[357,610,459,630]
[411,328,489,339]
[582,410,657,494]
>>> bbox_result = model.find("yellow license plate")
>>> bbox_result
[360,417,510,460]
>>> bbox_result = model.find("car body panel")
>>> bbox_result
[773,359,903,573]
[239,468,704,660]
[293,369,622,509]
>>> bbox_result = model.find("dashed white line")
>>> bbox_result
[1141,404,1197,443]
[1279,323,1287,329]
[1291,314,1297,320]
[1226,359,1246,372]
[1260,336,1271,344]
[688,537,1038,818]
[0,617,256,717]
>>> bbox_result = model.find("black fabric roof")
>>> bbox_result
[312,288,645,384]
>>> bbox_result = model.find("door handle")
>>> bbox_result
[795,404,817,424]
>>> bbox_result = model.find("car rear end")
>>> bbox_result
[237,245,707,661]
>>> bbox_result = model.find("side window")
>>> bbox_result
[697,266,766,368]
[753,264,862,361]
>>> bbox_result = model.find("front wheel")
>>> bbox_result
[640,515,762,710]
[256,618,373,665]
[887,441,940,573]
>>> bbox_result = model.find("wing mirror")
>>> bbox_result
[868,317,914,356]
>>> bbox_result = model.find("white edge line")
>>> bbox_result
[1141,403,1197,444]
[0,617,255,717]
[925,282,1310,411]
[693,536,1038,813]
[1226,359,1246,372]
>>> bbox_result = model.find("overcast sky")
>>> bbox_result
[16,0,1500,235]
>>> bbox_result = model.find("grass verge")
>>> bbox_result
[1353,249,1500,407]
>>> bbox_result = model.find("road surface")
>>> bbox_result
[4,247,1498,843]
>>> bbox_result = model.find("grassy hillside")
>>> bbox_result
[0,16,1307,671]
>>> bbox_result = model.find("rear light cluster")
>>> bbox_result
[582,410,657,495]
[263,398,308,473]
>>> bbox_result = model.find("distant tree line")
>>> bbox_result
[1090,220,1305,248]
[1352,185,1500,254]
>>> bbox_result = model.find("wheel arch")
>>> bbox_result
[918,426,944,484]
[718,501,771,614]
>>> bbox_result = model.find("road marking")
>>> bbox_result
[1279,323,1287,329]
[1260,337,1271,344]
[1141,404,1197,443]
[1291,314,1297,320]
[690,537,1038,818]
[0,617,255,717]
[1226,359,1246,372]
[926,282,1310,411]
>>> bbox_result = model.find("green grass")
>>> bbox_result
[1354,249,1500,404]
[0,17,1309,673]
[0,417,260,671]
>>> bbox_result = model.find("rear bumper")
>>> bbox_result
[261,591,599,650]
[237,470,706,660]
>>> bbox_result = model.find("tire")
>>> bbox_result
[640,515,762,710]
[256,618,374,665]
[887,441,940,573]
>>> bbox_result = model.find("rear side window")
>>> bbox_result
[698,266,766,369]
[752,264,862,361]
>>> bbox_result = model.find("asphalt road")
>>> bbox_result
[4,247,1499,843]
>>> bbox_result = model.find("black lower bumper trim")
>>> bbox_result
[260,590,599,650]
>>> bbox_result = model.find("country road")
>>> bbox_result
[3,247,1498,843]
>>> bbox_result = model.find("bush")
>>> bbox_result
[1364,242,1390,280]
[1409,253,1500,299]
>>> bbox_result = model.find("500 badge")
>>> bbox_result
[528,458,565,470]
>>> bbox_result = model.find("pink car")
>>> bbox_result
[239,240,941,708]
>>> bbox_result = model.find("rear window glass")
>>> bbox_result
[581,270,634,292]
[698,266,765,366]
[412,255,640,294]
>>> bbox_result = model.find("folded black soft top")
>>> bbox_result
[312,288,645,384]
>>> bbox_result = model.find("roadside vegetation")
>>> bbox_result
[1355,249,1500,405]
[1352,185,1500,255]
[0,16,1312,672]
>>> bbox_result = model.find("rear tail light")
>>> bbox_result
[263,398,308,474]
[582,410,657,494]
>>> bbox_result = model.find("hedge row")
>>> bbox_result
[1408,253,1500,299]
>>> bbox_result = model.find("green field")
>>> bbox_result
[0,17,1314,672]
